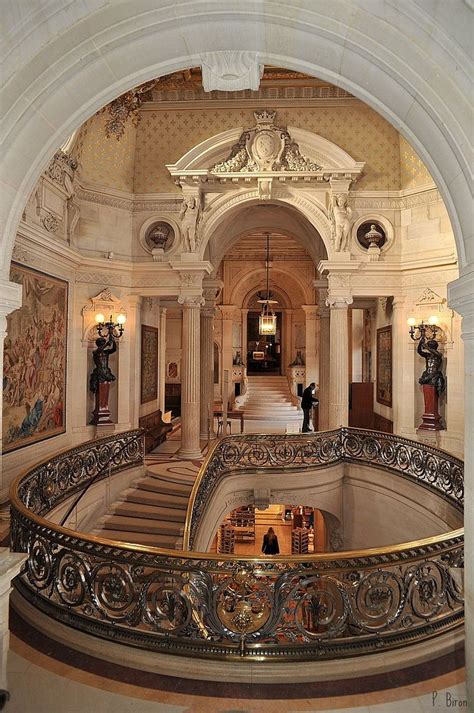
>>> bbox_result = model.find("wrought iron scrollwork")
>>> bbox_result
[9,428,464,662]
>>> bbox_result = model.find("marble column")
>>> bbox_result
[178,295,202,460]
[219,306,236,406]
[200,304,216,440]
[302,305,319,386]
[328,296,352,428]
[159,307,167,414]
[448,273,473,702]
[318,302,330,430]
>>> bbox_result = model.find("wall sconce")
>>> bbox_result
[95,312,127,338]
[90,312,127,426]
[407,314,445,432]
[407,315,439,342]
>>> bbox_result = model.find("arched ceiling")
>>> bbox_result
[206,203,327,271]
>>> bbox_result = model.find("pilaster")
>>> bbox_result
[448,272,474,702]
[302,305,319,387]
[318,298,330,431]
[201,285,221,440]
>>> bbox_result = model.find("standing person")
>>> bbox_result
[261,527,280,555]
[301,382,319,433]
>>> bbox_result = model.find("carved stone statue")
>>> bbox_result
[417,337,445,396]
[89,335,117,393]
[289,350,305,366]
[330,194,352,251]
[179,196,201,252]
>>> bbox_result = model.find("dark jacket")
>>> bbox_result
[301,386,318,410]
[262,534,280,555]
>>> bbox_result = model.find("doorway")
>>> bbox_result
[246,311,282,375]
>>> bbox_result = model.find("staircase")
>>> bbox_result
[238,375,301,421]
[93,462,197,548]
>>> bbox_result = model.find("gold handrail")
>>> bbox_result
[10,429,463,567]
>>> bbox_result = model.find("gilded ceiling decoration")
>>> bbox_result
[95,67,352,140]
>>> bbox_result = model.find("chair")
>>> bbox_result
[216,416,232,436]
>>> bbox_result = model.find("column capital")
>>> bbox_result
[201,305,216,319]
[202,278,223,304]
[219,304,238,320]
[301,304,319,319]
[160,306,167,316]
[391,295,405,310]
[127,294,142,309]
[326,294,353,309]
[178,294,204,307]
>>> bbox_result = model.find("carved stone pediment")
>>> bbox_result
[212,110,322,174]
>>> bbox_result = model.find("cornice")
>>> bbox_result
[15,223,81,270]
[76,180,441,214]
[140,97,360,112]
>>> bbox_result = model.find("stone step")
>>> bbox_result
[102,515,180,536]
[99,529,178,548]
[124,488,188,510]
[138,477,191,499]
[114,502,186,522]
[144,472,194,494]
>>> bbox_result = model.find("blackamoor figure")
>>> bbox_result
[89,335,117,393]
[301,382,319,433]
[262,527,280,555]
[417,337,445,396]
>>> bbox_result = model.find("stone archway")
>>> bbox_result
[1,2,472,694]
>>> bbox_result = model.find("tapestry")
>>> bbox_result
[3,264,68,452]
[376,325,392,407]
[141,325,158,403]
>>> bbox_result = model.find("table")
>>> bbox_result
[213,407,245,434]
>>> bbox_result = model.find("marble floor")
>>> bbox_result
[4,419,466,712]
[5,625,467,713]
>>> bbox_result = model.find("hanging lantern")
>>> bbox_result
[258,233,278,336]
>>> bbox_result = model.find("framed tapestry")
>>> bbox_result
[376,325,392,407]
[3,264,68,453]
[141,325,158,403]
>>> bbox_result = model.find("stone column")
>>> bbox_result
[159,307,167,414]
[200,303,216,440]
[302,305,319,386]
[117,295,141,430]
[0,279,22,519]
[448,273,473,702]
[283,308,294,370]
[241,309,249,365]
[219,305,236,406]
[178,295,203,459]
[318,301,331,430]
[327,295,352,428]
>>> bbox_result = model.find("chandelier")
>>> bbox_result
[258,233,278,335]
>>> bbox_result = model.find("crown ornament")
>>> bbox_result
[254,109,276,125]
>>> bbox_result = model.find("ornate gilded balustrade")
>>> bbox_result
[185,427,464,549]
[10,429,464,662]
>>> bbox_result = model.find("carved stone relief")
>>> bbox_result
[212,110,323,174]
